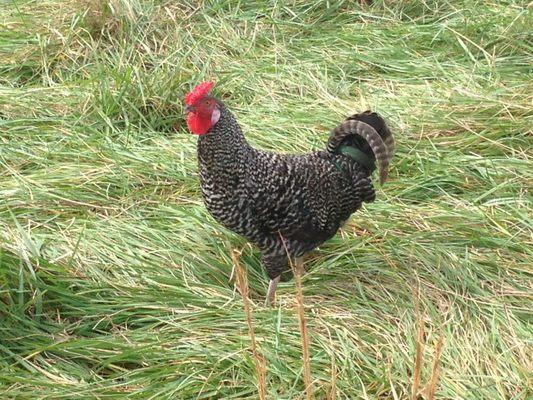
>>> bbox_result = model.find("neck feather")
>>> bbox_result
[198,103,249,148]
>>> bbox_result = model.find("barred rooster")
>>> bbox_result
[185,81,394,304]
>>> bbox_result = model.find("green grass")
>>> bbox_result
[1,0,531,398]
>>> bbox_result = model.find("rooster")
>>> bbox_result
[185,81,394,304]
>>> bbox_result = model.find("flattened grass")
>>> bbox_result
[1,0,531,398]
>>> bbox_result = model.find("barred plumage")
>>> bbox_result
[193,98,394,304]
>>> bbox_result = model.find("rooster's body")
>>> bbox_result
[185,82,394,303]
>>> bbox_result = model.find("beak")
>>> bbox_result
[184,105,195,114]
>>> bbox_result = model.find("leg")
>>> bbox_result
[261,252,288,306]
[266,275,281,306]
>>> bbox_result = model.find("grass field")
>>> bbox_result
[1,0,531,398]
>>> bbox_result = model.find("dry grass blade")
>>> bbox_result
[232,250,267,400]
[326,327,337,400]
[294,257,314,400]
[426,334,445,400]
[412,284,425,400]
[280,231,314,399]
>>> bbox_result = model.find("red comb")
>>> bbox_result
[185,81,215,105]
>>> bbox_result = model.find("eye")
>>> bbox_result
[204,100,211,106]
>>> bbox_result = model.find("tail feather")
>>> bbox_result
[326,110,394,184]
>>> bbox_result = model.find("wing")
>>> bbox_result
[246,150,345,244]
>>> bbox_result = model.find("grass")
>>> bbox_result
[0,0,531,398]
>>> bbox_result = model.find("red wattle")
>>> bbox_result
[187,113,212,135]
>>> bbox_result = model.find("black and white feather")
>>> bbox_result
[197,103,394,294]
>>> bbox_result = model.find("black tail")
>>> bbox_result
[326,110,395,184]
